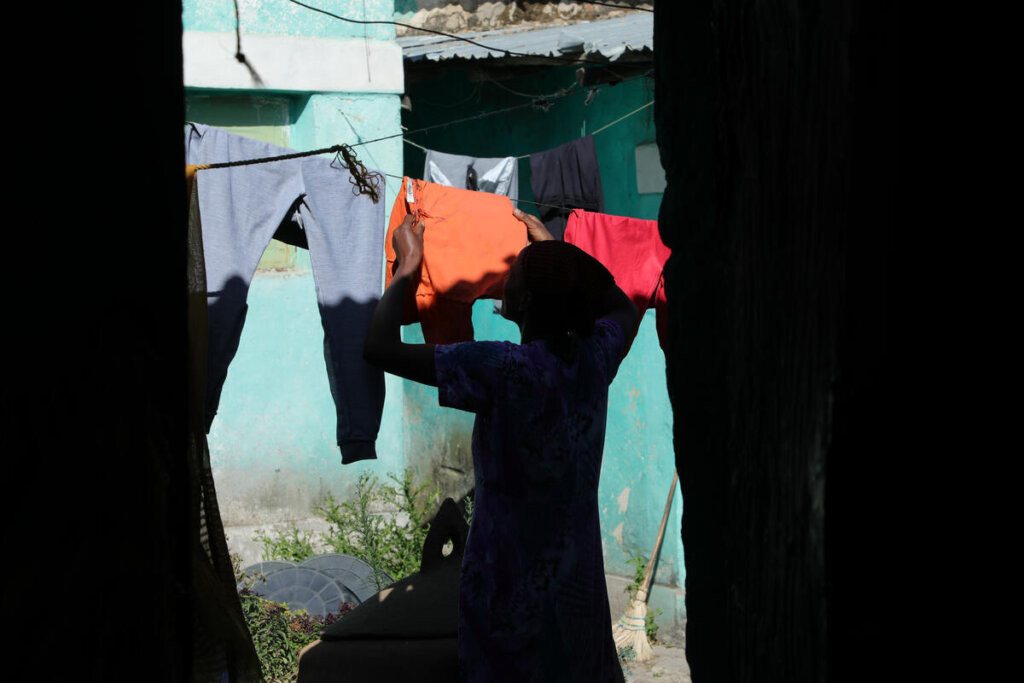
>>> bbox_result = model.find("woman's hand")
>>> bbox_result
[513,207,554,242]
[393,214,425,276]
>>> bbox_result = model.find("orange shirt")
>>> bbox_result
[386,177,528,344]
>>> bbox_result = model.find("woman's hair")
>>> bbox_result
[516,240,615,361]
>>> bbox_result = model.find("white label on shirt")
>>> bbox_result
[406,179,415,204]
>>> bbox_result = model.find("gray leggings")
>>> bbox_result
[185,123,385,464]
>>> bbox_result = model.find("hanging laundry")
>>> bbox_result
[385,176,529,345]
[423,149,520,316]
[564,209,670,354]
[184,123,386,465]
[423,149,519,204]
[529,135,604,241]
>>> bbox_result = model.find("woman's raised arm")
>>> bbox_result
[363,214,438,386]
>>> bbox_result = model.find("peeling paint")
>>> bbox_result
[611,521,624,545]
[617,486,630,514]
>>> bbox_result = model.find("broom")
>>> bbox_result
[612,470,678,662]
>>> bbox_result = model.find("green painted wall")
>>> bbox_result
[398,64,683,615]
[184,0,395,40]
[185,91,405,527]
[401,65,660,219]
[183,0,405,542]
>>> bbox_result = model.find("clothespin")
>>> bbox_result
[405,176,417,217]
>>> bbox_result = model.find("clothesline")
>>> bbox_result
[190,96,654,212]
[191,140,385,203]
[515,100,653,158]
[401,99,653,161]
[192,67,652,171]
[190,97,566,173]
[376,169,581,214]
[190,99,548,171]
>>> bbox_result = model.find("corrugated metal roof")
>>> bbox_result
[398,13,653,63]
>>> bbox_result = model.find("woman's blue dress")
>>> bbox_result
[435,319,627,683]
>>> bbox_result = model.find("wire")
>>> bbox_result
[484,75,578,100]
[289,0,641,67]
[231,0,265,86]
[403,99,652,167]
[378,167,573,212]
[188,98,561,174]
[414,82,482,109]
[193,144,347,169]
[403,138,430,153]
[513,99,654,158]
[587,99,654,136]
[365,99,558,146]
[232,0,243,60]
[189,99,552,171]
[190,73,654,170]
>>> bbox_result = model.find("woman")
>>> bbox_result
[364,208,638,682]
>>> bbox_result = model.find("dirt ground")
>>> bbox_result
[621,641,692,683]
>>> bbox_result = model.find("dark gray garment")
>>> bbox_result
[423,149,519,204]
[184,123,385,464]
[528,135,604,241]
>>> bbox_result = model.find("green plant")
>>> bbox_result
[314,471,383,584]
[253,469,444,591]
[623,551,662,644]
[378,469,441,580]
[617,644,636,677]
[252,525,317,563]
[233,555,354,683]
[240,470,446,680]
[316,470,439,588]
[462,493,474,526]
[645,607,662,644]
[625,552,647,597]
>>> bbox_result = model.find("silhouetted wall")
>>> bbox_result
[2,3,191,681]
[655,2,901,681]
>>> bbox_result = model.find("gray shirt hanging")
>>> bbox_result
[423,149,519,205]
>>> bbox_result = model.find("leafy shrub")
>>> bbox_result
[254,469,443,590]
[233,555,355,683]
[252,525,317,563]
[241,470,471,679]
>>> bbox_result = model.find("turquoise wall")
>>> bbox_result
[184,0,395,40]
[400,65,660,220]
[190,92,406,517]
[183,0,405,523]
[398,64,684,610]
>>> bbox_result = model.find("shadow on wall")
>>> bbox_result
[205,274,384,461]
[202,252,516,524]
[393,257,518,507]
